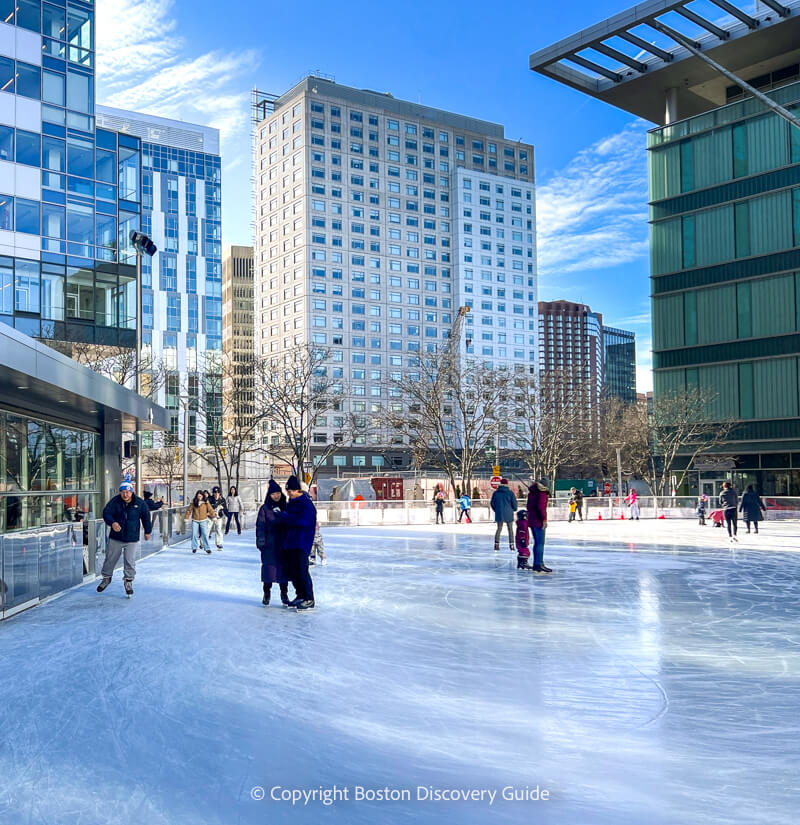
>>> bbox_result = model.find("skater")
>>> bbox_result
[740,485,766,534]
[185,490,215,553]
[458,492,472,523]
[142,490,164,511]
[697,495,708,525]
[719,481,738,541]
[526,478,552,573]
[515,509,532,570]
[225,485,244,534]
[572,487,584,520]
[491,478,517,552]
[625,488,640,520]
[709,508,724,528]
[568,492,578,523]
[255,480,290,606]
[434,488,446,524]
[278,476,317,610]
[97,481,152,596]
[310,521,326,565]
[209,487,226,549]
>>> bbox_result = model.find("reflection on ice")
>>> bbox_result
[0,525,799,825]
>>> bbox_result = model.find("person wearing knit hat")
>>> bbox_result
[276,475,317,609]
[490,477,517,553]
[98,481,153,596]
[255,480,290,606]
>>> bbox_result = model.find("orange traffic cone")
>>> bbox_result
[658,514,666,519]
[598,512,603,520]
[620,513,625,520]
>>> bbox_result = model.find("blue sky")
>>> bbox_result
[97,0,655,388]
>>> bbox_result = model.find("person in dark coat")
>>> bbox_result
[719,481,738,541]
[255,480,290,606]
[142,490,164,511]
[490,478,517,552]
[739,485,766,534]
[98,481,153,595]
[278,476,317,610]
[526,478,552,573]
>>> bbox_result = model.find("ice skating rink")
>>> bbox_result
[1,520,799,825]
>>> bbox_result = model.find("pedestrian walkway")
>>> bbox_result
[0,527,798,824]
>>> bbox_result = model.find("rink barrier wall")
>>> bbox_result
[313,497,800,526]
[0,508,258,621]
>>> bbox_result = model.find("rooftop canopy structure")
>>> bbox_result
[529,0,800,124]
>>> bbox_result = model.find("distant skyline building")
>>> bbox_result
[530,0,800,496]
[222,244,255,433]
[96,106,222,448]
[253,77,536,473]
[603,325,636,403]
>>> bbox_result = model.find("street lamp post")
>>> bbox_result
[130,230,158,498]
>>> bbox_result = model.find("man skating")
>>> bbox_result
[98,482,152,596]
[279,476,318,610]
[490,478,517,552]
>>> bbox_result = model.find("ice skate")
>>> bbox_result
[262,589,270,606]
[533,564,553,574]
[288,596,304,608]
[493,543,500,552]
[296,599,315,610]
[205,548,212,554]
[517,556,532,570]
[280,588,290,606]
[320,558,327,566]
[123,579,134,598]
[96,577,112,593]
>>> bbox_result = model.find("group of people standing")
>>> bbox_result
[490,477,553,574]
[184,486,244,553]
[699,482,767,540]
[255,476,320,610]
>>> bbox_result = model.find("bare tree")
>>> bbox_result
[600,388,734,496]
[143,446,183,505]
[511,370,593,487]
[256,344,353,485]
[385,357,514,495]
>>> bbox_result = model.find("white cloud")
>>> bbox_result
[536,122,650,277]
[96,0,257,141]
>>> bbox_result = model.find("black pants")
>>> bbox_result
[286,547,314,602]
[724,507,737,537]
[436,508,444,524]
[225,512,241,534]
[458,509,471,522]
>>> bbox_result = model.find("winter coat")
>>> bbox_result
[185,501,216,522]
[526,484,549,529]
[490,485,517,523]
[458,494,471,511]
[515,514,530,554]
[740,491,765,522]
[279,492,317,554]
[256,494,287,568]
[103,494,152,543]
[435,494,445,512]
[226,495,243,513]
[144,497,163,512]
[697,499,707,516]
[719,488,738,511]
[209,494,227,518]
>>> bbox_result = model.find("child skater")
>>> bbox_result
[515,509,533,570]
[697,494,708,526]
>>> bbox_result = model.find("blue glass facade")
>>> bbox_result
[0,0,142,347]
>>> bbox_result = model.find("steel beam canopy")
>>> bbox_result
[529,0,800,124]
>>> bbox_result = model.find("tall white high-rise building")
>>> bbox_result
[253,78,536,473]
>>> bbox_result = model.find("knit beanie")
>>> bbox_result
[286,475,302,491]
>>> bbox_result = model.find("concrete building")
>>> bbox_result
[95,106,222,448]
[531,0,800,496]
[253,77,536,473]
[222,244,255,433]
[603,325,637,403]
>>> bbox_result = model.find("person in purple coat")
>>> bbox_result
[526,478,553,574]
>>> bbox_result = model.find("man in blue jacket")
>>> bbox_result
[490,478,517,552]
[280,475,317,610]
[98,481,152,596]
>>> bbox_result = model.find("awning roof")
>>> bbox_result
[529,0,800,124]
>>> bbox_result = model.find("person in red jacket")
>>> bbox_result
[526,479,553,574]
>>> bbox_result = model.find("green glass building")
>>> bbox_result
[530,0,800,496]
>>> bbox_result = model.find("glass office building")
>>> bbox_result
[603,325,636,403]
[1,0,141,346]
[530,0,800,495]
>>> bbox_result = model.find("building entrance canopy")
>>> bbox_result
[529,0,800,124]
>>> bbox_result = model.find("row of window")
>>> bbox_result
[0,55,92,113]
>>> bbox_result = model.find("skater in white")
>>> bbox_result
[98,482,152,597]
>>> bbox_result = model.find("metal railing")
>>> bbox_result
[313,496,800,525]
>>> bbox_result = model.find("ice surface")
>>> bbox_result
[1,524,799,825]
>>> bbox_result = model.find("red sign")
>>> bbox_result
[604,482,611,495]
[490,476,502,490]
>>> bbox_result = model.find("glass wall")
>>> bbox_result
[0,410,99,532]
